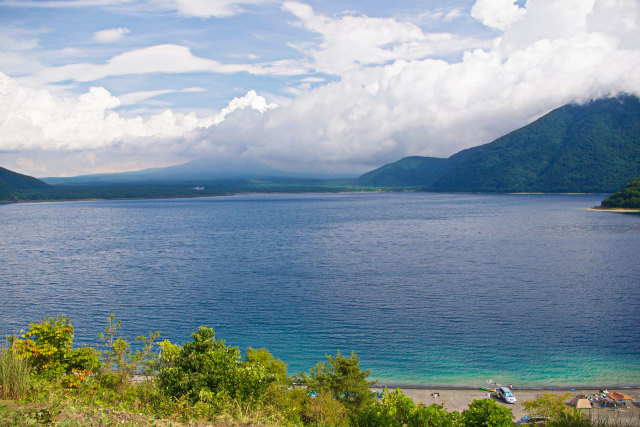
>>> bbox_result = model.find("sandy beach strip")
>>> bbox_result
[371,387,640,425]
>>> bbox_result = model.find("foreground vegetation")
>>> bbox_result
[0,315,617,426]
[599,178,640,209]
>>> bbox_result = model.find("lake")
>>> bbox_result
[1,192,639,387]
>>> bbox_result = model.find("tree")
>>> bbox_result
[522,392,571,419]
[302,351,376,414]
[460,398,513,427]
[245,346,288,384]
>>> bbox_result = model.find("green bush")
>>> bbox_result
[356,388,457,427]
[460,398,513,427]
[158,326,282,406]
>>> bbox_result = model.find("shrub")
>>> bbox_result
[547,408,591,427]
[460,398,513,427]
[16,315,100,382]
[302,390,349,426]
[158,326,282,406]
[97,314,160,392]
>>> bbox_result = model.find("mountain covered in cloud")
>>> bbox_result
[357,96,640,193]
[5,96,640,197]
[41,157,348,185]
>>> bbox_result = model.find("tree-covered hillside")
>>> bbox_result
[358,96,640,193]
[0,166,50,201]
[431,96,640,193]
[599,177,640,209]
[356,156,450,187]
[356,146,480,188]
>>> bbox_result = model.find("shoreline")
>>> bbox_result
[373,384,640,391]
[587,206,640,212]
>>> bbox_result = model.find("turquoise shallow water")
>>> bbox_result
[1,193,639,386]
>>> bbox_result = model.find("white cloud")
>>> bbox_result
[21,44,309,87]
[0,71,276,152]
[190,0,640,173]
[93,27,130,43]
[471,0,527,31]
[2,0,640,178]
[282,1,482,74]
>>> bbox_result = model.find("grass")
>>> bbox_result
[0,345,32,400]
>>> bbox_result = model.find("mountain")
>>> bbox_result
[356,147,479,187]
[42,157,347,185]
[0,166,50,201]
[358,95,640,193]
[599,178,640,209]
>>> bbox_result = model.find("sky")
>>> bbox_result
[0,0,639,178]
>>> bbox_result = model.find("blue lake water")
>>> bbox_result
[1,192,639,387]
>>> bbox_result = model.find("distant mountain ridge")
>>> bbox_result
[358,95,640,193]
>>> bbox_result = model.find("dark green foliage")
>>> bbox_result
[358,96,640,193]
[600,177,640,208]
[460,398,514,426]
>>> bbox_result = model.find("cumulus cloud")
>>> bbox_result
[199,0,640,172]
[93,27,130,43]
[0,71,276,152]
[471,0,526,31]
